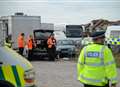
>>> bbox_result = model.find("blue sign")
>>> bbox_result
[87,52,99,58]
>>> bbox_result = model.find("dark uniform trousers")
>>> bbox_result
[19,47,24,55]
[28,49,33,60]
[48,45,56,61]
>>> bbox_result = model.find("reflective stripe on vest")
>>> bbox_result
[82,46,115,67]
[80,74,117,83]
[109,77,117,82]
[0,65,25,87]
[79,60,115,66]
[83,46,104,66]
[80,75,103,83]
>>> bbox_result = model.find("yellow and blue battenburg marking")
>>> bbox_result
[106,37,120,45]
[0,65,25,87]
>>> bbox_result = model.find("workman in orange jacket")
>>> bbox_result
[27,35,35,60]
[47,34,56,61]
[17,33,25,55]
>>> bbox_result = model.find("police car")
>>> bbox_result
[0,46,36,87]
[105,26,120,45]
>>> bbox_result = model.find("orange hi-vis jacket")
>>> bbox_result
[18,35,24,48]
[47,37,56,48]
[27,37,33,50]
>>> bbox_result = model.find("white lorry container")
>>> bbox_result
[0,13,41,49]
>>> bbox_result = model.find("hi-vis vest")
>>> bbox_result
[77,44,117,86]
[0,64,25,87]
[18,35,24,48]
[47,38,55,48]
[27,37,33,50]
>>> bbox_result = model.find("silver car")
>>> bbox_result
[56,39,76,58]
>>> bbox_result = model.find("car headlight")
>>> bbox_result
[24,69,35,86]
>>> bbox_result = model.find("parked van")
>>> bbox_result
[105,26,120,45]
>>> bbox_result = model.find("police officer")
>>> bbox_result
[77,31,117,87]
[5,35,12,48]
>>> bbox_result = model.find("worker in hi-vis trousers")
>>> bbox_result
[77,31,117,87]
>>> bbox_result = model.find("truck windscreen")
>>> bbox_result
[66,25,83,38]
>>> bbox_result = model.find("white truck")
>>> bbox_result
[0,13,41,49]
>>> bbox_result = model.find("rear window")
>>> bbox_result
[110,31,120,38]
[34,31,52,39]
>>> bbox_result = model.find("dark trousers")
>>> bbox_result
[84,84,109,87]
[48,47,56,61]
[19,47,24,55]
[28,49,33,60]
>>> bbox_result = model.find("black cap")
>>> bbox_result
[91,31,105,39]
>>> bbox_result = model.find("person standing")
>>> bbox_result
[4,35,12,48]
[47,34,56,61]
[17,33,25,55]
[77,31,117,87]
[27,35,35,60]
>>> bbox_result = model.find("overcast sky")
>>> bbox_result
[0,0,120,25]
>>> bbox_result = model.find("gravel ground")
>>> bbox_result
[31,60,120,87]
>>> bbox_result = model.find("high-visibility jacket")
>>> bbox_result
[27,37,33,50]
[4,41,12,48]
[47,37,56,48]
[77,44,117,86]
[18,35,24,48]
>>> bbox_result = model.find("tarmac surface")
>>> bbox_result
[31,60,120,87]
